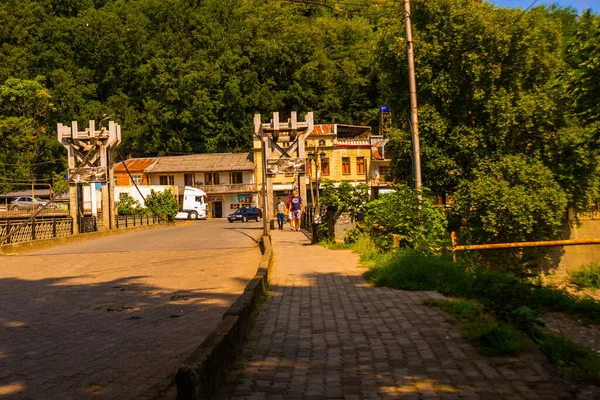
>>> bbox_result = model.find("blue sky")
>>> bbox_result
[488,0,597,13]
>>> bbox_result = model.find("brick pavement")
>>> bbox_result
[216,229,575,399]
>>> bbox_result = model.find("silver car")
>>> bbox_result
[9,196,57,211]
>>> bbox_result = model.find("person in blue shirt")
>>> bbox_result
[289,189,304,232]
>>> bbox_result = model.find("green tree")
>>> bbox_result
[144,188,179,221]
[364,184,448,253]
[567,10,600,125]
[117,192,142,215]
[0,77,54,192]
[452,156,568,245]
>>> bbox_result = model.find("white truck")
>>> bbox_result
[114,185,207,220]
[174,186,208,220]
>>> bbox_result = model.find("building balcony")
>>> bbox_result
[196,183,258,194]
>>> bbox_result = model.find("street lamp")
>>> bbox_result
[307,150,316,217]
[317,150,325,215]
[307,149,326,222]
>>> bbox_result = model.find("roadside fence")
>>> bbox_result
[115,213,164,229]
[0,217,73,245]
[0,212,165,246]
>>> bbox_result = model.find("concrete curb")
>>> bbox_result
[174,235,273,400]
[0,221,188,256]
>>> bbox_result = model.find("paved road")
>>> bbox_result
[0,219,264,399]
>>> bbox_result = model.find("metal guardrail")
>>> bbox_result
[115,214,163,229]
[0,213,165,245]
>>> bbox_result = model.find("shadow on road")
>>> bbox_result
[0,275,240,399]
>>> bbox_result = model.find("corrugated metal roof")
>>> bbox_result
[113,158,159,173]
[310,124,372,138]
[311,124,334,135]
[372,148,385,160]
[147,152,255,173]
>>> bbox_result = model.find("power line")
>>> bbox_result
[0,158,63,167]
[0,176,55,182]
[511,0,539,26]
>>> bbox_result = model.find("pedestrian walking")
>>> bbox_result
[289,189,304,232]
[276,197,287,230]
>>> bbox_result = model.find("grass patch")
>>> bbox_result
[569,262,600,289]
[365,249,600,325]
[424,299,529,356]
[319,233,391,268]
[534,332,600,383]
[318,241,353,250]
[423,298,482,319]
[365,247,600,384]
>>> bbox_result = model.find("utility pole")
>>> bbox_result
[404,0,422,190]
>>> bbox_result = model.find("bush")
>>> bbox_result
[569,263,600,289]
[364,184,449,253]
[453,156,567,245]
[364,249,474,296]
[144,188,179,221]
[320,180,369,215]
[117,193,143,215]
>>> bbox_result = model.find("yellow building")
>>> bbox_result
[253,123,393,209]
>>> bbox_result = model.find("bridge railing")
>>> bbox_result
[0,217,73,245]
[0,212,166,245]
[115,213,164,229]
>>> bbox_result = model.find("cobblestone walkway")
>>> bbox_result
[216,229,575,399]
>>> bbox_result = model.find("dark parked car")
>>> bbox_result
[9,196,58,211]
[227,207,262,223]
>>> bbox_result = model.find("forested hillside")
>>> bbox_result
[1,0,599,224]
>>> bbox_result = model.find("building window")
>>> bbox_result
[204,173,220,185]
[159,175,174,185]
[130,174,142,186]
[342,157,351,175]
[321,158,330,175]
[356,157,365,174]
[184,174,194,186]
[230,171,243,184]
[379,166,392,181]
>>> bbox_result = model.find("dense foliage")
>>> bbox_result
[1,0,598,244]
[363,184,448,251]
[116,192,143,215]
[452,156,568,244]
[320,180,369,214]
[144,188,179,221]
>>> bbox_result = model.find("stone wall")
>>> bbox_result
[538,217,600,274]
